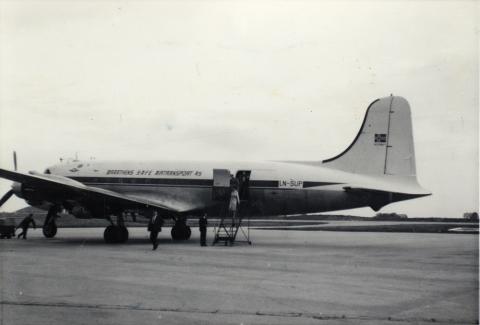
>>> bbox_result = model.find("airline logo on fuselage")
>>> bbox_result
[106,169,202,177]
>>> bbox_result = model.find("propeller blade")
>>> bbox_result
[0,190,14,208]
[13,151,17,171]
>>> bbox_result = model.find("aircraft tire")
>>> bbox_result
[43,223,57,238]
[118,226,129,243]
[104,225,116,243]
[171,225,191,240]
[104,226,129,243]
[185,226,191,240]
[171,226,180,240]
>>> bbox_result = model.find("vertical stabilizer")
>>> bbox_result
[322,96,416,176]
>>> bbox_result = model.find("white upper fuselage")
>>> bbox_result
[43,159,427,216]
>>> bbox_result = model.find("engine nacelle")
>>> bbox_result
[12,182,45,206]
[70,206,93,219]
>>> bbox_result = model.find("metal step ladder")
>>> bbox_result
[212,202,251,246]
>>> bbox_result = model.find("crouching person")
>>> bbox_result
[16,214,36,239]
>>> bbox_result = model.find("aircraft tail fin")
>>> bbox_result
[322,96,416,177]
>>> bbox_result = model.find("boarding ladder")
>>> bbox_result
[212,202,251,246]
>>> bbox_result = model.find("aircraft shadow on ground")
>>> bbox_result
[26,236,203,247]
[30,235,328,250]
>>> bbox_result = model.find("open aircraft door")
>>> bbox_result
[212,169,231,201]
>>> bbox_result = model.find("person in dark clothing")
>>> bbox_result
[238,171,250,200]
[230,175,239,190]
[16,214,36,239]
[148,211,163,250]
[199,214,208,246]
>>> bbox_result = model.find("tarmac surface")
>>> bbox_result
[0,227,478,325]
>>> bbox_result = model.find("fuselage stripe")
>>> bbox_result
[68,177,340,189]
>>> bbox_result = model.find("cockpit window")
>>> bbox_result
[44,169,51,174]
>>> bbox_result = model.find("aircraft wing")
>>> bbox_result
[0,168,182,216]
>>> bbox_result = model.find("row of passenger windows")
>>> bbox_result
[74,177,210,185]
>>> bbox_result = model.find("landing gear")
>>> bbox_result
[103,213,129,244]
[43,222,57,238]
[43,206,59,238]
[171,219,191,240]
[104,225,129,244]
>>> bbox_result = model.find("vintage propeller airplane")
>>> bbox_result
[0,95,430,243]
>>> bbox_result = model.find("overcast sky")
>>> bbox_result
[0,1,478,218]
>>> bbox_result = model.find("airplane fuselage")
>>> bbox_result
[43,159,405,218]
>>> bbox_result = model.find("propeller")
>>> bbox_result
[0,151,19,209]
[13,151,17,171]
[0,190,14,208]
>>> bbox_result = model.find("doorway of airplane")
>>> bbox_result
[212,169,231,201]
[235,170,251,201]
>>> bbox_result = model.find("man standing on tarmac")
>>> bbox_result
[199,214,208,246]
[148,211,163,250]
[16,213,36,239]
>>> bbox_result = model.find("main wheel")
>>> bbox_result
[171,225,191,240]
[104,225,116,243]
[43,223,57,238]
[118,226,129,243]
[171,226,180,240]
[104,226,129,243]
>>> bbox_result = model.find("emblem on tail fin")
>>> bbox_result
[374,133,387,145]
